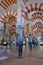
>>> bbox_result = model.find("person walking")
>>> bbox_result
[29,37,32,50]
[17,31,23,58]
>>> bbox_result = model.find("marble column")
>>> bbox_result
[16,0,25,47]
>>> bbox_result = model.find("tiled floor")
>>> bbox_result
[0,45,43,65]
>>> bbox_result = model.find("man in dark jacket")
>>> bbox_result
[29,37,32,50]
[18,31,23,58]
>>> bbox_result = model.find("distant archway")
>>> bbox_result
[31,22,43,37]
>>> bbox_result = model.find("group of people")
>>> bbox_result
[1,31,38,58]
[28,36,38,50]
[17,33,38,58]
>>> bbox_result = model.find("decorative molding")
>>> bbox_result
[31,22,43,32]
[31,12,43,21]
[22,3,43,18]
[0,11,17,23]
[0,0,17,9]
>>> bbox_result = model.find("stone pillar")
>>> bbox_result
[16,0,25,47]
[17,0,24,29]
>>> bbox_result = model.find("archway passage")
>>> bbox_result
[0,11,17,35]
[8,16,17,44]
[0,11,17,41]
[8,16,17,34]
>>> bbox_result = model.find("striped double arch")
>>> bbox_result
[0,10,29,23]
[31,12,43,33]
[31,12,43,21]
[0,11,17,23]
[0,3,43,23]
[22,3,43,18]
[0,0,17,9]
[32,22,43,34]
[31,22,43,32]
[0,11,43,23]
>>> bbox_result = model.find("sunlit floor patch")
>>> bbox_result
[0,56,8,61]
